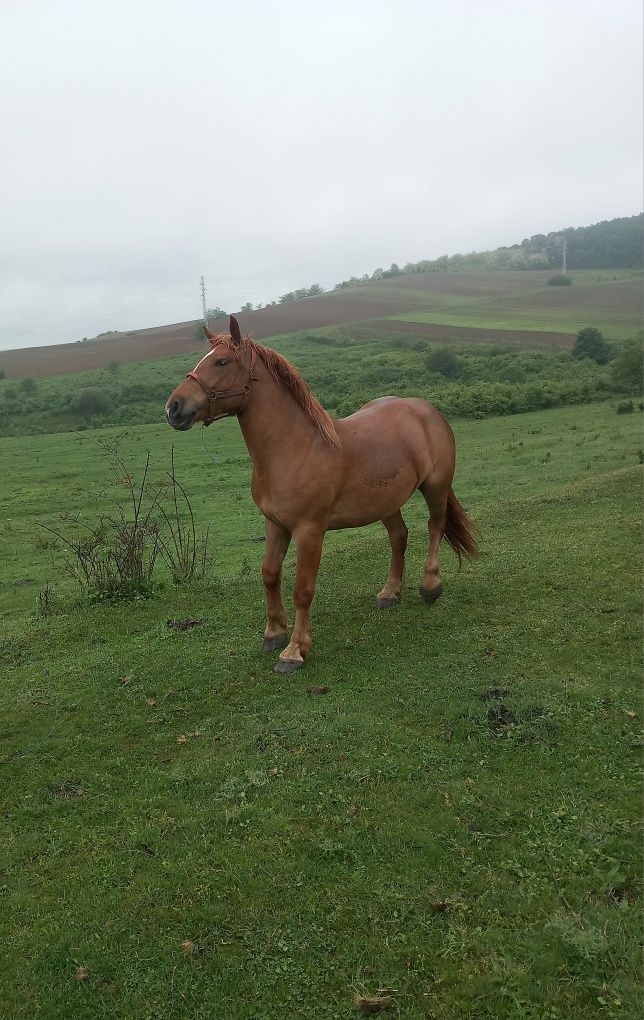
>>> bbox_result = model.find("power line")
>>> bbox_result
[200,275,208,323]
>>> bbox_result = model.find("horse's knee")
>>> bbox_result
[294,582,315,609]
[262,564,281,590]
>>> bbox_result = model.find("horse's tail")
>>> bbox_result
[444,489,479,565]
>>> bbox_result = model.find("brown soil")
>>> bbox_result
[363,320,574,347]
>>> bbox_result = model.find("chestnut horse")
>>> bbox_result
[165,316,478,673]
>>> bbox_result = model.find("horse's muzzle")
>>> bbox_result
[165,399,195,431]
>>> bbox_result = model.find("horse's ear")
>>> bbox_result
[202,324,216,343]
[229,315,243,347]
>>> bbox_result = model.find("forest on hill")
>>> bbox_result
[330,214,644,291]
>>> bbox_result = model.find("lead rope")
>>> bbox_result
[199,422,219,466]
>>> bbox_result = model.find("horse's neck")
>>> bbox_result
[237,366,319,472]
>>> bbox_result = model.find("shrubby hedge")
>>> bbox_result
[0,331,640,436]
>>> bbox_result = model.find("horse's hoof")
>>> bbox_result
[274,657,304,675]
[420,583,443,604]
[262,633,288,652]
[376,595,399,609]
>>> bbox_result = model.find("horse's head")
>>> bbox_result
[165,315,256,430]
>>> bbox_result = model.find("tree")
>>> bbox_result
[206,306,226,320]
[239,302,254,313]
[73,387,109,416]
[573,327,610,365]
[19,376,37,394]
[426,347,463,379]
[382,263,402,278]
[610,336,643,394]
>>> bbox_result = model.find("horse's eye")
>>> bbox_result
[215,359,228,367]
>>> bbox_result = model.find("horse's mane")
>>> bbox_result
[253,342,340,450]
[213,334,340,450]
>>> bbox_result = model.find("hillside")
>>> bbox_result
[0,268,641,379]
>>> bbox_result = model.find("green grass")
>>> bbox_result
[329,268,643,340]
[0,403,642,1019]
[395,311,639,342]
[392,271,643,341]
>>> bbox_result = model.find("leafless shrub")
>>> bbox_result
[41,440,209,599]
[37,581,58,618]
[35,533,59,553]
[157,448,209,584]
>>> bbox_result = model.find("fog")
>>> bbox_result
[0,0,641,350]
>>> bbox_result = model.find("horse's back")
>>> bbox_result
[338,395,453,447]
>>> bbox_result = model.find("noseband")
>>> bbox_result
[185,346,259,426]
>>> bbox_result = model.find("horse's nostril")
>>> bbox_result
[169,399,181,418]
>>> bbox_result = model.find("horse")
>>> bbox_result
[165,315,478,673]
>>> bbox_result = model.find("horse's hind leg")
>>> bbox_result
[261,518,291,651]
[419,482,447,604]
[376,510,408,609]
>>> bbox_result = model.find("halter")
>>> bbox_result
[185,346,259,426]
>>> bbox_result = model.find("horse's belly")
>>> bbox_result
[328,464,419,529]
[327,508,393,530]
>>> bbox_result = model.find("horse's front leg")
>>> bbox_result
[261,518,291,651]
[275,525,324,674]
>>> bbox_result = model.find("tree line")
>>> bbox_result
[223,215,642,313]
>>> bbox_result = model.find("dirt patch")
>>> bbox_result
[608,880,638,906]
[478,687,510,702]
[482,699,558,743]
[487,703,519,736]
[366,319,574,348]
[50,780,85,799]
[354,993,395,1013]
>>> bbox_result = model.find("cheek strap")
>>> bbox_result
[186,347,258,426]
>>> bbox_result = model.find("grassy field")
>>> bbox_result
[395,311,638,342]
[392,271,643,341]
[1,402,642,1019]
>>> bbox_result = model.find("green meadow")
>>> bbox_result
[392,270,643,341]
[1,401,642,1019]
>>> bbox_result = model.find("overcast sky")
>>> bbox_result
[0,0,641,351]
